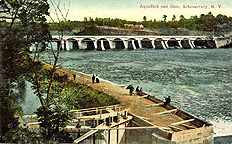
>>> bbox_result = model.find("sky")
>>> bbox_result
[48,0,232,22]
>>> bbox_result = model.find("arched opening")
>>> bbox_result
[97,38,110,50]
[81,38,95,50]
[128,38,139,50]
[67,38,78,50]
[154,38,164,49]
[181,38,192,49]
[194,38,205,49]
[51,38,61,50]
[205,37,217,49]
[141,38,153,48]
[167,38,179,49]
[112,38,125,49]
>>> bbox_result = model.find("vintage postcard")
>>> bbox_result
[0,0,231,143]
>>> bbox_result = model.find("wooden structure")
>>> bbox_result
[130,94,213,143]
[69,105,133,143]
[23,105,134,143]
[22,101,213,143]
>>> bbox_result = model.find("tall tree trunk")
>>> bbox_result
[0,46,10,142]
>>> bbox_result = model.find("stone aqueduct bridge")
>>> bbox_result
[51,35,219,50]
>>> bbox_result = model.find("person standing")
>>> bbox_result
[126,84,134,96]
[73,74,76,81]
[92,74,95,84]
[136,86,139,93]
[96,74,100,83]
[129,85,134,96]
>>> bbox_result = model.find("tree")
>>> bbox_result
[163,15,167,22]
[0,0,51,143]
[172,15,176,21]
[32,0,74,142]
[204,12,217,31]
[179,15,186,28]
[180,15,185,20]
[143,16,147,21]
[0,0,73,143]
[216,14,228,24]
[0,0,51,51]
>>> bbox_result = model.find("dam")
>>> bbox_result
[47,35,225,51]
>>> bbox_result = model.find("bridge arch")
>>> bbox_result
[141,38,153,48]
[81,38,95,50]
[194,38,205,49]
[128,38,139,50]
[97,38,110,50]
[67,38,79,50]
[180,38,192,49]
[167,38,180,49]
[51,38,61,50]
[154,38,164,49]
[112,38,125,49]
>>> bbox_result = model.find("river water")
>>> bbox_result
[33,48,232,138]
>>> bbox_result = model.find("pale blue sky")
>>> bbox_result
[48,0,232,21]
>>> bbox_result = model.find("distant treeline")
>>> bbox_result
[48,12,232,32]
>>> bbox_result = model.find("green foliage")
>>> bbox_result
[47,12,232,33]
[1,0,52,140]
[28,64,118,111]
[1,0,51,51]
[3,124,38,143]
[50,82,119,110]
[0,49,41,143]
[35,106,73,143]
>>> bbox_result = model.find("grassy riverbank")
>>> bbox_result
[19,52,119,111]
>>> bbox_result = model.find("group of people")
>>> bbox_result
[92,74,100,84]
[126,84,171,106]
[135,86,143,96]
[126,84,143,96]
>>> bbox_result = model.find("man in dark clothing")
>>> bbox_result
[136,86,139,93]
[129,86,134,96]
[163,96,171,106]
[126,84,134,96]
[92,74,95,84]
[73,74,76,81]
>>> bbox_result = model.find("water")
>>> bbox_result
[38,48,232,138]
[20,82,41,115]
